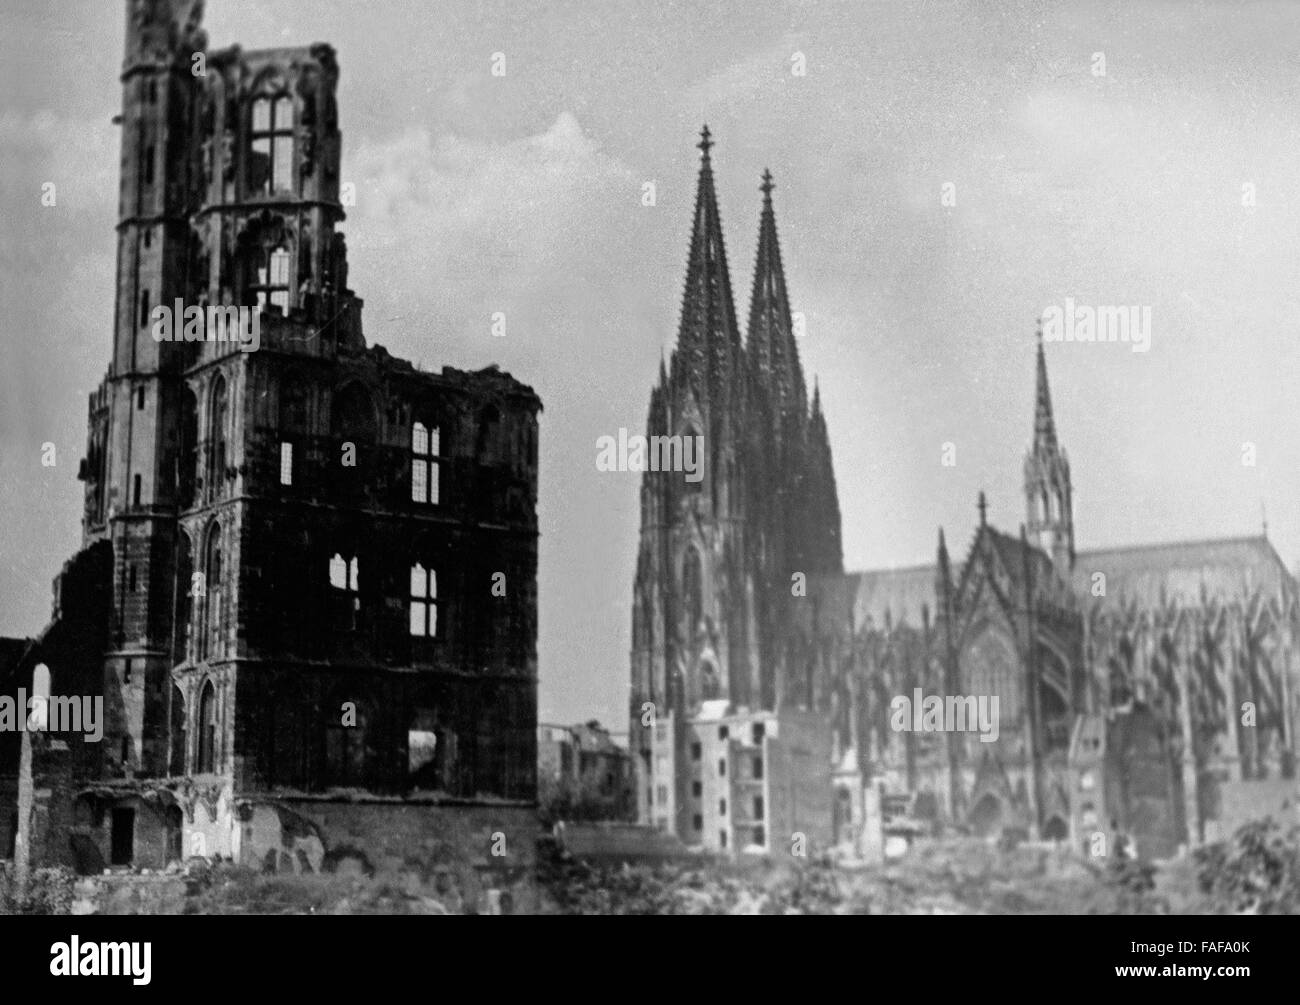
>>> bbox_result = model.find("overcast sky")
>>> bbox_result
[2,0,1298,735]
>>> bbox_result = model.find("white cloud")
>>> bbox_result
[345,112,633,313]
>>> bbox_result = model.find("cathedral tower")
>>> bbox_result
[630,131,843,833]
[1024,327,1073,572]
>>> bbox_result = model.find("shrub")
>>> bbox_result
[1193,819,1300,915]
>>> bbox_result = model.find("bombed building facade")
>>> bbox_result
[1,0,540,904]
[631,134,1300,861]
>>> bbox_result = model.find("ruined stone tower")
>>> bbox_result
[3,0,543,907]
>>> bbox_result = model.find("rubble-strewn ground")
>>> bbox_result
[2,819,1296,914]
[536,837,1167,915]
[536,820,1300,915]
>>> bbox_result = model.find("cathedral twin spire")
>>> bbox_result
[664,127,819,438]
[747,168,806,423]
[652,126,841,573]
[671,125,743,404]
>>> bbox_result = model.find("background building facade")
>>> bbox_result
[631,135,1299,861]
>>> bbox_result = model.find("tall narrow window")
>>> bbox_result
[409,563,438,638]
[411,422,441,504]
[197,681,216,774]
[203,524,223,659]
[250,95,294,195]
[329,553,360,631]
[208,375,228,497]
[178,387,198,508]
[682,548,703,634]
[169,686,186,775]
[139,288,150,327]
[279,441,294,485]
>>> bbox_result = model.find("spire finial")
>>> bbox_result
[1032,318,1057,451]
[978,490,988,526]
[697,124,713,162]
[760,168,774,201]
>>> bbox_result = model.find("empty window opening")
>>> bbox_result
[411,422,441,504]
[208,375,228,496]
[250,94,294,195]
[197,681,217,773]
[110,807,135,866]
[253,245,291,313]
[409,562,438,638]
[201,524,223,659]
[279,441,293,485]
[329,553,360,631]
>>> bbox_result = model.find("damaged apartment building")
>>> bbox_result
[0,0,540,906]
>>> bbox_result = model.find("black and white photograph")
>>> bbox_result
[0,0,1296,968]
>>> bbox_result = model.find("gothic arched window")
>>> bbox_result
[249,92,294,195]
[682,548,703,637]
[202,523,223,659]
[178,386,198,507]
[207,375,228,498]
[170,685,187,776]
[962,628,1022,721]
[197,681,217,774]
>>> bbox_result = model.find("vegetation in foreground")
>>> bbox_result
[2,819,1296,914]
